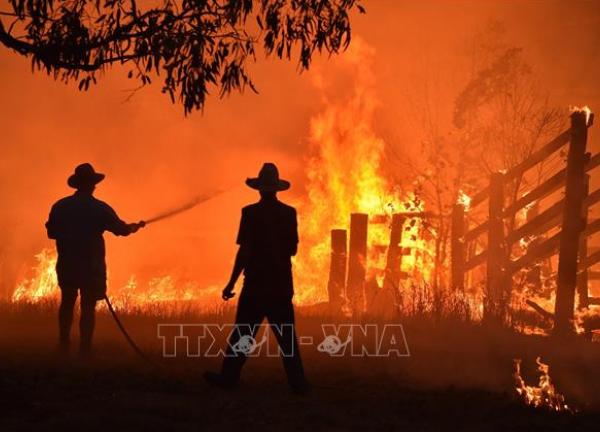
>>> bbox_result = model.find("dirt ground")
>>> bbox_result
[1,302,600,431]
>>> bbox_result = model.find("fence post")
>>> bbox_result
[327,229,347,311]
[577,174,590,310]
[486,172,506,323]
[383,214,405,292]
[451,204,466,291]
[555,111,589,334]
[347,213,368,316]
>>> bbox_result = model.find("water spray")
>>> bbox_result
[143,189,226,225]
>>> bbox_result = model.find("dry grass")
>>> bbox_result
[1,300,599,431]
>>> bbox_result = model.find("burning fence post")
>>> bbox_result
[347,213,368,315]
[486,172,507,323]
[327,229,347,311]
[383,214,405,293]
[555,110,591,334]
[577,174,590,310]
[451,204,465,292]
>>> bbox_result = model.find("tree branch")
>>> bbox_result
[0,19,32,55]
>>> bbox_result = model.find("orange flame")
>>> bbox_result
[11,249,59,303]
[12,39,435,311]
[570,105,592,124]
[295,38,435,304]
[11,248,220,312]
[514,357,572,412]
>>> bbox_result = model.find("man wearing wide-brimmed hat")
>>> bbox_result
[204,162,309,394]
[46,163,145,356]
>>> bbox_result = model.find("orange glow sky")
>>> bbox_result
[0,0,599,298]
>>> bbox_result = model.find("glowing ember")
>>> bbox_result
[514,357,572,412]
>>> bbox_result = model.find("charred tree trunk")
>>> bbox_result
[554,111,589,334]
[347,213,368,316]
[327,229,347,311]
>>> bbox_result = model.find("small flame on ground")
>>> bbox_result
[514,356,572,412]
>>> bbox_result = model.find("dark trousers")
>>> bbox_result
[221,293,306,387]
[59,286,98,353]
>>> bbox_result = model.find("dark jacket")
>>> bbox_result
[236,198,298,300]
[46,191,133,293]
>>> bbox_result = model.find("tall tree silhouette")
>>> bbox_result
[0,0,364,113]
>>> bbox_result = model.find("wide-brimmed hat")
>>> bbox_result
[246,163,290,192]
[67,163,105,189]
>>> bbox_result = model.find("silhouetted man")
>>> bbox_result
[46,163,145,356]
[204,163,309,394]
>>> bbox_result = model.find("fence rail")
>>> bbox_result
[324,110,596,329]
[451,110,596,332]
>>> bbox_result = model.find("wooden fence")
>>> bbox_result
[324,110,596,331]
[451,110,596,333]
[327,212,414,315]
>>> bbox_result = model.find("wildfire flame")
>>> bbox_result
[11,249,58,303]
[295,37,435,303]
[9,39,437,311]
[8,39,594,323]
[11,248,220,312]
[514,357,572,412]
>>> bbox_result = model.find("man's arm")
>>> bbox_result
[103,203,145,236]
[222,245,249,300]
[223,208,250,301]
[45,204,59,240]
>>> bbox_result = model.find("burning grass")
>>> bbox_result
[10,248,224,316]
[10,246,600,336]
[8,247,485,325]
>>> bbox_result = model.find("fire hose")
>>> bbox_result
[104,189,225,365]
[145,189,226,225]
[103,294,162,368]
